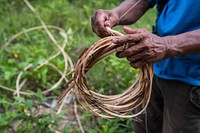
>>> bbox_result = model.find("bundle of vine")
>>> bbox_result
[58,28,154,118]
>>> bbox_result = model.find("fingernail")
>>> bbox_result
[104,21,110,27]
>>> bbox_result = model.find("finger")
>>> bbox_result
[127,49,158,63]
[123,27,144,34]
[92,10,110,37]
[130,61,146,69]
[95,16,110,37]
[112,33,144,45]
[126,52,146,62]
[146,56,160,63]
[118,42,146,58]
[91,15,103,37]
[97,29,110,38]
[130,55,157,69]
[105,15,119,28]
[104,21,111,27]
[100,14,119,37]
[116,51,123,58]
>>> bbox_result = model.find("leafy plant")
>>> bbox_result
[0,0,156,132]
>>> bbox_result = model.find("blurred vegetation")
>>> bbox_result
[0,0,156,132]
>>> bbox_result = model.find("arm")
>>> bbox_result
[91,0,151,37]
[113,27,200,68]
[111,0,150,25]
[165,30,200,56]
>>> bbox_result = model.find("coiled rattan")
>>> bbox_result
[58,28,153,118]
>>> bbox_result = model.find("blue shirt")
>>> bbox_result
[147,0,200,86]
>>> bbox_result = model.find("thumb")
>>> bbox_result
[104,16,119,28]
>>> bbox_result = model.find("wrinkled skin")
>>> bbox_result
[91,0,200,69]
[113,27,168,69]
[91,9,120,38]
[90,0,170,68]
[91,0,150,38]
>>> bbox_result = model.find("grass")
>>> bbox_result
[0,0,156,132]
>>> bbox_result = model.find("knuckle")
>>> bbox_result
[125,49,132,55]
[141,33,148,39]
[127,35,133,41]
[144,33,149,39]
[140,28,148,37]
[142,28,148,32]
[146,52,151,56]
[142,40,149,47]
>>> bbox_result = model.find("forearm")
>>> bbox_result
[165,29,200,57]
[111,0,150,25]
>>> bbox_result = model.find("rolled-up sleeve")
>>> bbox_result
[146,0,156,8]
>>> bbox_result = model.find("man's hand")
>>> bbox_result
[113,27,170,69]
[91,10,120,38]
[91,0,150,37]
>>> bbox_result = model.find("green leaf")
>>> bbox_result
[0,120,8,126]
[103,125,108,133]
[14,97,25,103]
[33,89,43,102]
[25,99,33,108]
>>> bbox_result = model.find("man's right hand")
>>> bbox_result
[91,9,120,38]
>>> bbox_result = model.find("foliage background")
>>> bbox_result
[0,0,156,132]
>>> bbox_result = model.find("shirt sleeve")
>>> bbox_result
[146,0,156,8]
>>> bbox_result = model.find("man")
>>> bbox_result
[91,0,200,133]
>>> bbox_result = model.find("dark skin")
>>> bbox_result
[91,0,200,69]
[91,0,150,37]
